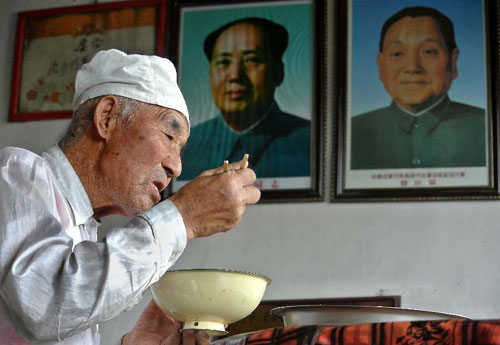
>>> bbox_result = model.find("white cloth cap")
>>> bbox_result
[72,49,189,125]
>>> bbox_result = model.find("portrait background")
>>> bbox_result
[178,1,313,127]
[350,0,486,117]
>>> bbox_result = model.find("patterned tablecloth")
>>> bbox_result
[213,320,500,345]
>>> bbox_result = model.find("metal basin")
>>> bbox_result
[271,305,468,327]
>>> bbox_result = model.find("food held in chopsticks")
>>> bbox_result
[222,154,249,172]
[240,154,249,169]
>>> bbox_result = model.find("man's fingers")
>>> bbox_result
[233,167,257,186]
[219,161,242,173]
[182,330,195,345]
[244,186,261,205]
[200,161,242,176]
[195,331,210,345]
[198,167,259,203]
[199,155,250,176]
[181,329,209,345]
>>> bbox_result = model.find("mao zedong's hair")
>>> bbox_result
[203,17,289,64]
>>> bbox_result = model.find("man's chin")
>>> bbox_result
[221,106,249,116]
[128,197,160,216]
[150,194,162,208]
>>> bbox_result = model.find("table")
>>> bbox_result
[213,320,500,345]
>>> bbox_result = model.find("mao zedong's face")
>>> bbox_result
[209,23,282,130]
[377,16,458,112]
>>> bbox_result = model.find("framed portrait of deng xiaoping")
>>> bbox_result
[331,0,500,201]
[9,0,166,122]
[166,0,325,203]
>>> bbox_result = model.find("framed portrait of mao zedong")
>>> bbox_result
[166,0,326,203]
[331,0,500,201]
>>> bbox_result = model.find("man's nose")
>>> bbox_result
[228,60,245,80]
[404,50,422,73]
[162,153,182,179]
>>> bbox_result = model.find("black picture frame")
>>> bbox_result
[331,0,500,202]
[166,0,325,203]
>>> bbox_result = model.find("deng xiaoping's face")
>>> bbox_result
[377,16,458,112]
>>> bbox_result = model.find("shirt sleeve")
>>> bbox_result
[0,149,187,343]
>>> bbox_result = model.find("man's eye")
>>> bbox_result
[243,56,262,65]
[214,58,231,67]
[422,49,438,56]
[389,51,403,57]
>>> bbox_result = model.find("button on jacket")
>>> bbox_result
[0,145,187,345]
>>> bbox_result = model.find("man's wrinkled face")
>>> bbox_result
[377,16,458,112]
[100,105,189,216]
[209,23,281,123]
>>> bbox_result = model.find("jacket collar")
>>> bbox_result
[390,95,451,134]
[42,145,94,226]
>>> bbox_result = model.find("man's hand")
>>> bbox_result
[170,158,261,240]
[122,300,210,345]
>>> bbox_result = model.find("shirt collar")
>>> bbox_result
[390,95,451,134]
[395,94,447,117]
[42,145,94,226]
[218,102,275,135]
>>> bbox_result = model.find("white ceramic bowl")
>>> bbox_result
[151,269,271,335]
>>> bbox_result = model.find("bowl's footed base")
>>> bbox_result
[182,321,228,336]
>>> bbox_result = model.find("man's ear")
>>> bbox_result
[94,95,119,140]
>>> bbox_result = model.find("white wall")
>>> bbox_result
[1,1,500,345]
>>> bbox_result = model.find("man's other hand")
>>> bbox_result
[122,300,210,345]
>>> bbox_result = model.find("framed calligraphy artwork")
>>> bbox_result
[331,0,500,201]
[9,0,166,122]
[166,0,326,203]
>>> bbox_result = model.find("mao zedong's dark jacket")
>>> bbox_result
[180,101,311,180]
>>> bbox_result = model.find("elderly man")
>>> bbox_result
[0,49,260,345]
[351,6,486,170]
[180,17,311,180]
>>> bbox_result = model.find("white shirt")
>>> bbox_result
[0,145,187,345]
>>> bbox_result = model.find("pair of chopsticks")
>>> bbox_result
[223,153,249,172]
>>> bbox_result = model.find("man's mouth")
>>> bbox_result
[152,181,166,193]
[225,88,247,99]
[400,80,429,85]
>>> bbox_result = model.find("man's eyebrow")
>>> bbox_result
[159,112,187,134]
[422,38,443,44]
[214,48,262,58]
[170,116,184,131]
[387,38,443,46]
[213,52,232,59]
[241,49,262,55]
